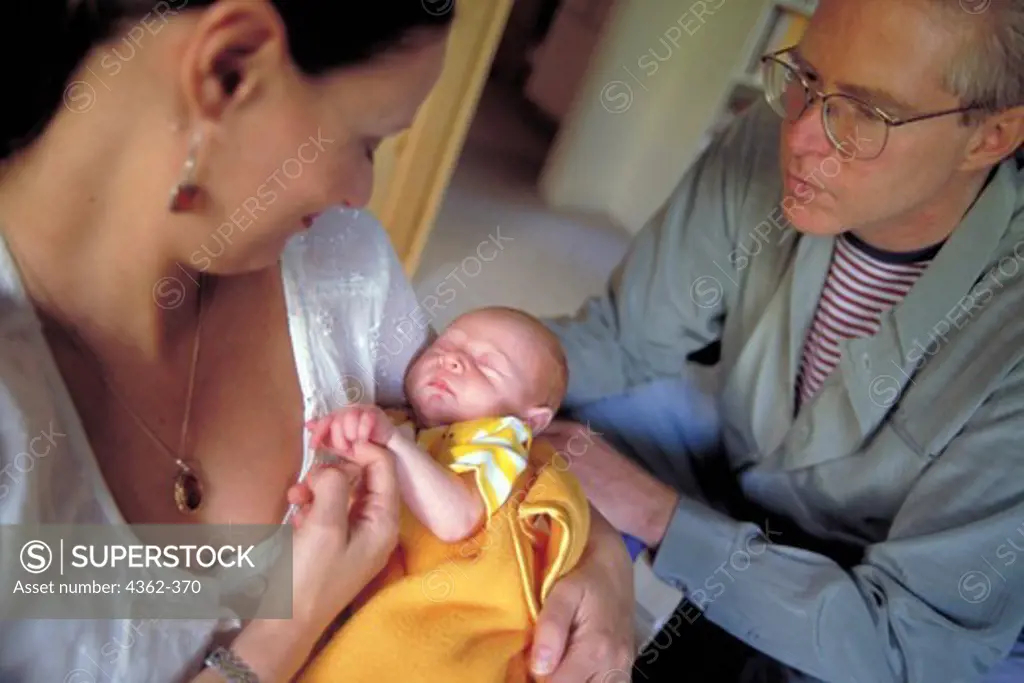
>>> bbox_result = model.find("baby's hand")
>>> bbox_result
[307,404,396,456]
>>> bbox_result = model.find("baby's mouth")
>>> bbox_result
[426,378,454,397]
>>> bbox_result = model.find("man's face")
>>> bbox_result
[780,0,979,236]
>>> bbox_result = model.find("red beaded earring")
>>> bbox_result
[168,129,204,213]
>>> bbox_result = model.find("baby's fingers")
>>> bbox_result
[357,412,374,443]
[341,411,362,444]
[330,420,353,456]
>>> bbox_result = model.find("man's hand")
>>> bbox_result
[307,404,397,456]
[543,420,680,547]
[531,511,636,681]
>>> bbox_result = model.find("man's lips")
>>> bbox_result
[785,171,826,197]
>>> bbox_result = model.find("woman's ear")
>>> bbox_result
[523,406,554,434]
[179,0,287,121]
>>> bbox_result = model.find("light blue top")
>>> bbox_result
[547,99,1024,683]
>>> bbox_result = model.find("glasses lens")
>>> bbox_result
[823,96,886,159]
[762,58,807,120]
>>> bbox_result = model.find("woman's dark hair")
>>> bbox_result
[4,1,455,160]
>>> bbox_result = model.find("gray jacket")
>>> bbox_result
[547,99,1024,683]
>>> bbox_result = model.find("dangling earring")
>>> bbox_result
[169,129,204,213]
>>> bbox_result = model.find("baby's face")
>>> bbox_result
[405,310,554,428]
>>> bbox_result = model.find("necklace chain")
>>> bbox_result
[83,286,206,472]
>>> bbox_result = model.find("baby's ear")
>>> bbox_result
[522,406,554,434]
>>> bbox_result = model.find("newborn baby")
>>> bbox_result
[299,306,592,683]
[307,305,568,543]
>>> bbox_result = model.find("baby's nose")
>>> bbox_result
[440,352,464,372]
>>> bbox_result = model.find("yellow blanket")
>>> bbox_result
[298,417,591,683]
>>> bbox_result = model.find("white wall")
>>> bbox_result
[539,0,769,233]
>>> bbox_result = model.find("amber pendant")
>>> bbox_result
[173,465,204,514]
[168,183,201,213]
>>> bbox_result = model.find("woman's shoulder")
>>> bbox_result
[0,303,83,523]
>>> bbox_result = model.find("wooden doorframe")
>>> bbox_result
[368,0,515,277]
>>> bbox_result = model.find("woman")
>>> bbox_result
[0,2,634,681]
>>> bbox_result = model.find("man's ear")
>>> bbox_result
[523,406,554,434]
[963,106,1024,170]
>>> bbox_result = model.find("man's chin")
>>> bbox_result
[783,203,845,237]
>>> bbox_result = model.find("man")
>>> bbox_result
[543,0,1024,681]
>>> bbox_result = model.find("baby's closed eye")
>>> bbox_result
[476,353,510,377]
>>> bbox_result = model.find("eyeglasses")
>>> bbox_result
[759,48,984,160]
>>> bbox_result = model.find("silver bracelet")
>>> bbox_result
[204,646,260,682]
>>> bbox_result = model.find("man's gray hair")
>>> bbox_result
[938,0,1024,121]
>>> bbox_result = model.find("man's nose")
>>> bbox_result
[785,100,833,158]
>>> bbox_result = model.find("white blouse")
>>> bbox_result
[0,208,429,682]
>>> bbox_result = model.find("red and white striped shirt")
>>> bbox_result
[795,234,940,410]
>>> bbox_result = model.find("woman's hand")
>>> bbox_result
[200,442,400,683]
[530,510,637,681]
[285,441,400,628]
